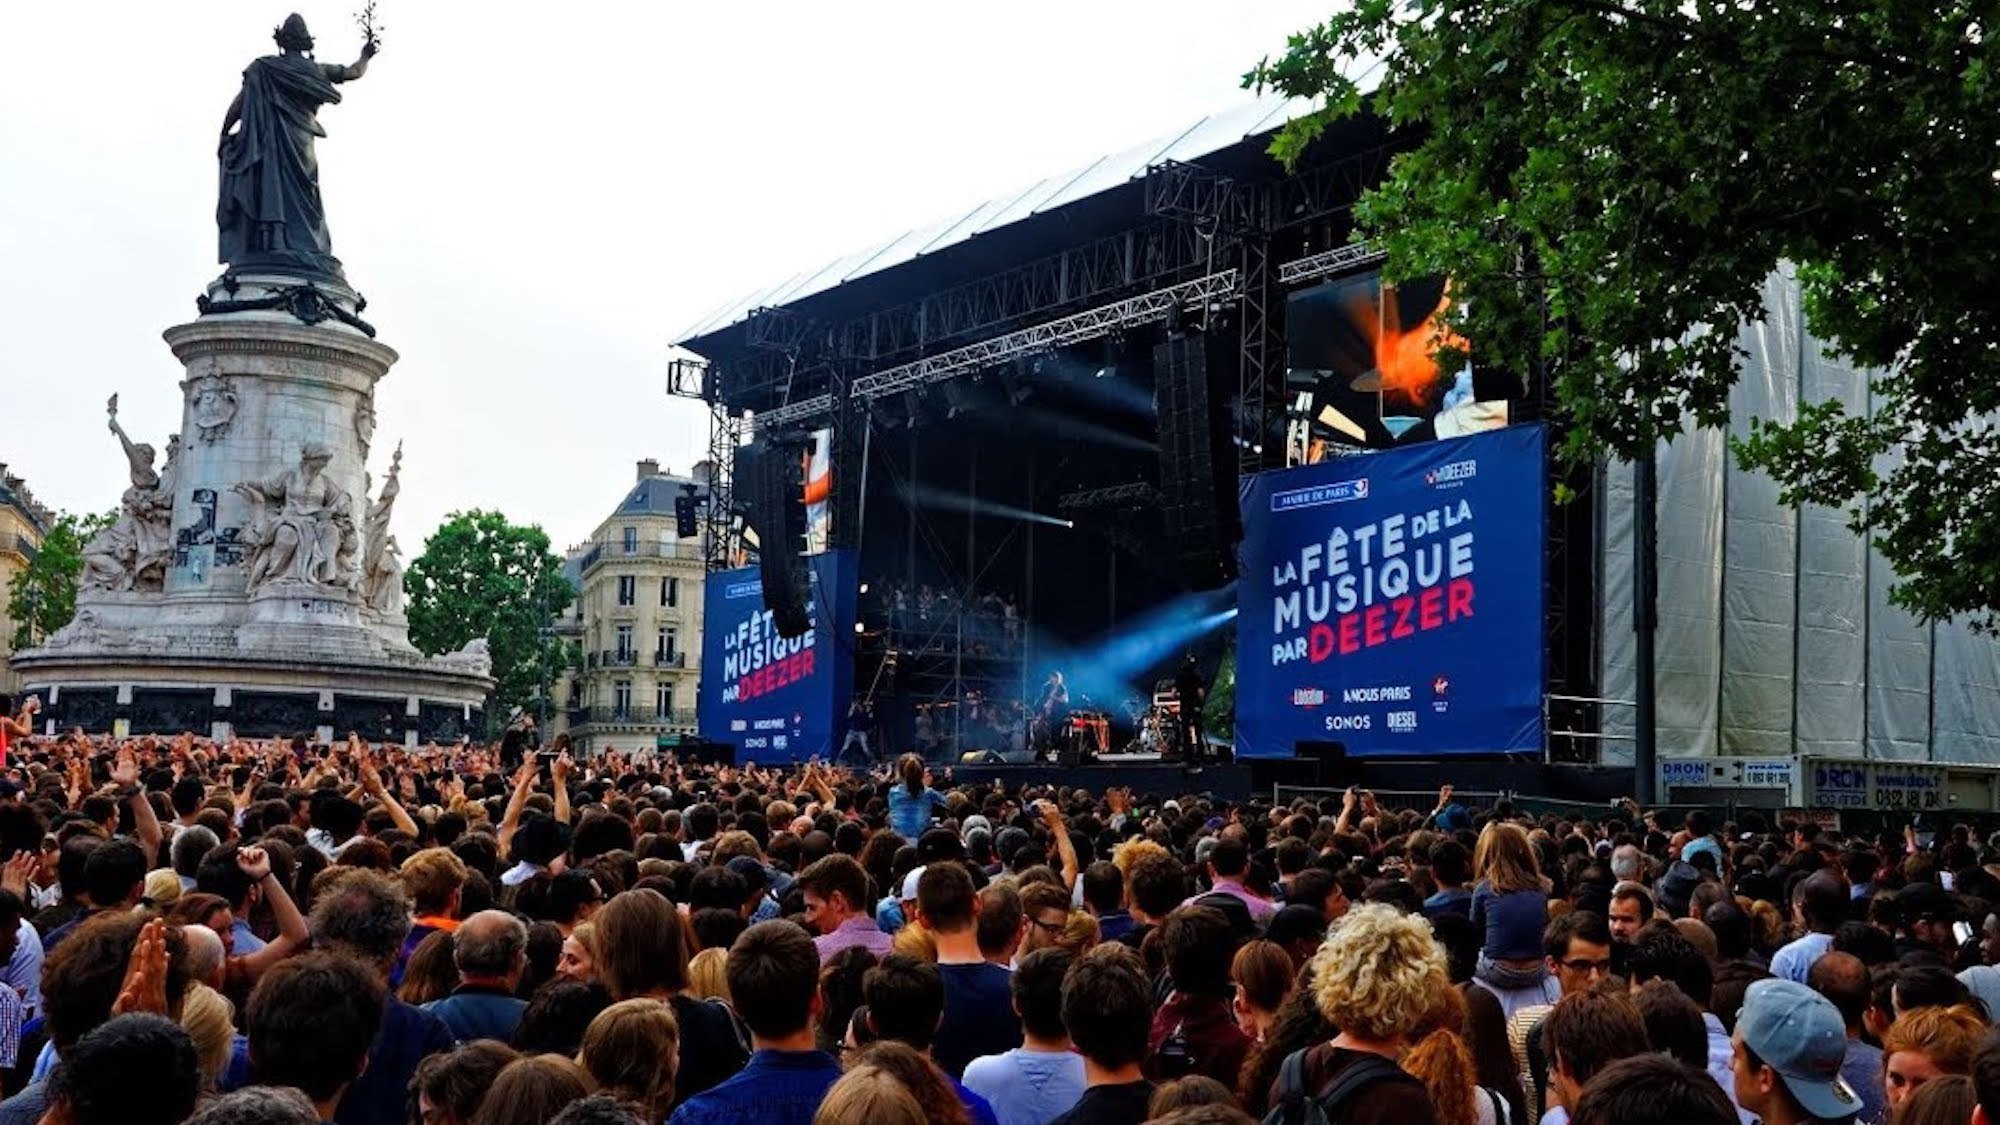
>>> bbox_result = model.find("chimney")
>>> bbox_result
[636,458,661,482]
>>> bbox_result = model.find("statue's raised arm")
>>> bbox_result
[215,13,378,284]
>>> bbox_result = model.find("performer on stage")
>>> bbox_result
[838,696,875,766]
[1174,654,1207,765]
[1035,670,1070,761]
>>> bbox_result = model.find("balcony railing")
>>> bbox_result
[568,706,699,728]
[652,650,686,667]
[582,539,697,572]
[601,650,639,667]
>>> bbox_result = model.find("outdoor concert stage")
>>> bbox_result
[679,98,1595,771]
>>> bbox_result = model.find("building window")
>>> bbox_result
[656,626,679,663]
[613,680,632,719]
[617,575,636,606]
[621,526,638,553]
[660,575,679,607]
[656,681,674,718]
[615,625,633,662]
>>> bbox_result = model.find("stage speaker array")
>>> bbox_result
[1153,333,1240,589]
[732,438,813,638]
[674,486,699,539]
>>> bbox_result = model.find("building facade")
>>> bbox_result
[0,464,52,695]
[551,459,706,755]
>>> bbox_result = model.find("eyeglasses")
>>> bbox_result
[1030,916,1066,933]
[1559,958,1613,974]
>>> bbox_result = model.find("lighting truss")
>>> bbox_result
[1056,482,1158,511]
[748,393,836,430]
[1277,242,1386,285]
[851,270,1242,399]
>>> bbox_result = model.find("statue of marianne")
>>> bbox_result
[216,13,377,282]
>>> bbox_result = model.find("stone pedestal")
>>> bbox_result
[11,274,492,741]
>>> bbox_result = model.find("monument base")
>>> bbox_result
[11,639,491,744]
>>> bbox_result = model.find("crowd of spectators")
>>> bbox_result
[2,716,2000,1125]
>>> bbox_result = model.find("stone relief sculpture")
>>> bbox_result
[189,372,239,443]
[354,397,377,459]
[80,396,176,594]
[233,442,360,592]
[360,443,405,616]
[440,637,493,677]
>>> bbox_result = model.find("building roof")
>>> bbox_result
[0,463,51,537]
[673,94,1308,345]
[614,472,709,519]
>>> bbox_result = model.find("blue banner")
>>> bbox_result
[1235,426,1545,758]
[698,550,858,763]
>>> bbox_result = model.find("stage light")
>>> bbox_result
[1093,365,1114,379]
[859,582,870,595]
[1062,519,1075,529]
[854,622,865,634]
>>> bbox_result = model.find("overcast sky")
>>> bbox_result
[0,1,1328,552]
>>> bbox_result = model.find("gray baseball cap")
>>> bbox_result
[1737,978,1861,1122]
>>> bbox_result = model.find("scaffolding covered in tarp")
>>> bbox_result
[1599,268,2000,765]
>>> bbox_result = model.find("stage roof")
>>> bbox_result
[674,95,1308,348]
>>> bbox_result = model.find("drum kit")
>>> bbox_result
[1120,679,1184,758]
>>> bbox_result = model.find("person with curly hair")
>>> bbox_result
[1275,903,1445,1125]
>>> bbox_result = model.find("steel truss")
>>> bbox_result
[1056,481,1158,511]
[666,358,747,573]
[1277,243,1386,285]
[850,270,1241,399]
[747,393,835,431]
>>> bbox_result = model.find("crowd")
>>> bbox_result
[0,713,1998,1125]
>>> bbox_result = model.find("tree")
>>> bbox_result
[1250,3,2000,624]
[405,510,575,726]
[8,510,113,648]
[1203,646,1236,745]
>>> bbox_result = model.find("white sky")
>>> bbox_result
[0,1,1328,552]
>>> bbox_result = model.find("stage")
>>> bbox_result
[946,760,1252,801]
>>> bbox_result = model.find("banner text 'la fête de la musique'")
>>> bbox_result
[1234,425,1545,758]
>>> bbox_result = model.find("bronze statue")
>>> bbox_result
[216,13,378,281]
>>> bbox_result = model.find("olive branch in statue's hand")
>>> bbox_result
[354,1,384,54]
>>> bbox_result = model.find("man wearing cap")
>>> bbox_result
[1893,882,1962,963]
[1730,979,1864,1125]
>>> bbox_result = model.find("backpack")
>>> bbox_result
[1261,1048,1416,1125]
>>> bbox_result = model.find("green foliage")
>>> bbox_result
[405,509,574,725]
[1249,2,2000,624]
[1203,645,1236,744]
[7,510,113,648]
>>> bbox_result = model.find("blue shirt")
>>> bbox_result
[952,1077,1003,1125]
[888,786,948,841]
[231,917,267,957]
[423,986,528,1044]
[1470,884,1547,960]
[335,997,456,1125]
[936,962,1022,1078]
[962,1048,1088,1125]
[669,1048,843,1125]
[1770,931,1835,984]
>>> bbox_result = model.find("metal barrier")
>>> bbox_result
[1271,784,1505,812]
[1543,693,1636,765]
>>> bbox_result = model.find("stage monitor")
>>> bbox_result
[1235,424,1545,758]
[698,549,858,763]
